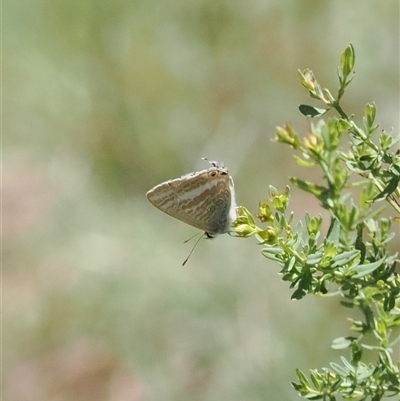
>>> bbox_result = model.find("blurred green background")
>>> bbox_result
[4,1,399,400]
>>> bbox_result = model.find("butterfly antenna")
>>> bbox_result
[201,157,219,168]
[182,233,205,266]
[183,232,201,244]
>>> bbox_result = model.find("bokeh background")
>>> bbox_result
[4,1,399,400]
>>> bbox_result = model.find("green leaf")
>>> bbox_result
[299,104,328,118]
[340,43,355,81]
[372,176,400,202]
[355,224,366,264]
[291,382,303,391]
[331,250,360,267]
[261,247,284,261]
[290,178,327,197]
[351,256,385,278]
[309,370,322,390]
[296,368,311,387]
[291,286,308,300]
[294,155,315,167]
[384,293,395,311]
[326,218,340,243]
[330,362,348,377]
[322,88,335,103]
[306,252,323,265]
[332,337,353,349]
[340,356,355,373]
[356,365,375,381]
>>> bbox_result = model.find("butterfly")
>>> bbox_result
[146,160,237,240]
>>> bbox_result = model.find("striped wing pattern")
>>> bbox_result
[146,167,236,235]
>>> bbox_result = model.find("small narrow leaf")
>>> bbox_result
[332,337,353,349]
[291,287,307,300]
[351,257,385,278]
[326,218,340,243]
[306,252,323,265]
[294,155,315,167]
[331,250,360,267]
[340,356,355,373]
[299,104,328,118]
[372,177,400,202]
[330,362,348,377]
[290,178,327,197]
[340,43,355,80]
[384,293,395,311]
[296,369,311,387]
[355,224,366,264]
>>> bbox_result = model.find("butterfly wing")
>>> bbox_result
[146,168,236,235]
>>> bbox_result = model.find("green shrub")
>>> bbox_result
[233,44,400,401]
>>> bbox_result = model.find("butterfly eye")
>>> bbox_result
[210,171,217,177]
[220,171,227,176]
